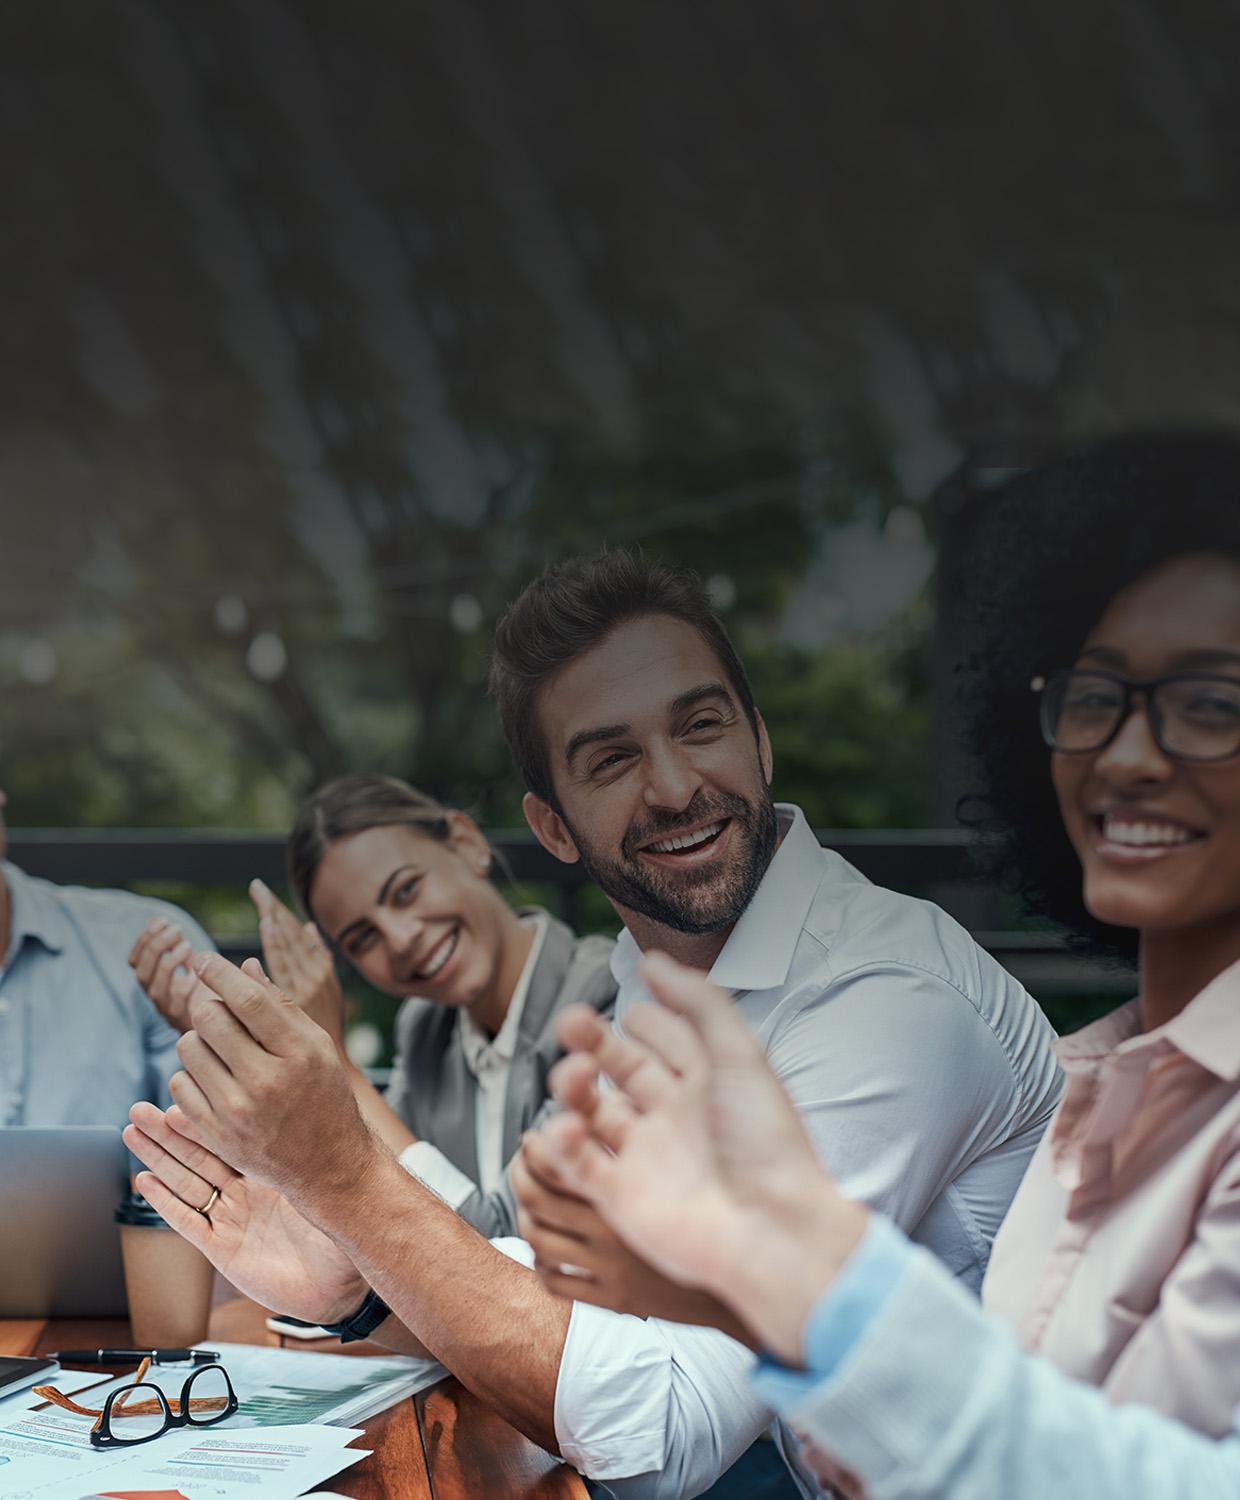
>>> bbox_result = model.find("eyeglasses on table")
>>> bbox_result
[34,1355,238,1448]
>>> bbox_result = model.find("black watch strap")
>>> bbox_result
[321,1288,392,1344]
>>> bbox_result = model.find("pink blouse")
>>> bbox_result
[982,960,1240,1436]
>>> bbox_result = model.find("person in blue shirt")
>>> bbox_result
[0,788,212,1129]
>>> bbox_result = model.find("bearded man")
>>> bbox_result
[124,549,1061,1500]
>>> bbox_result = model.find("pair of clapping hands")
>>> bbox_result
[125,901,870,1367]
[128,880,346,1052]
[513,953,870,1368]
[123,937,386,1328]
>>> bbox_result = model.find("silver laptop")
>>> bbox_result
[0,1127,129,1316]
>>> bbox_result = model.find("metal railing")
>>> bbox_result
[5,828,1133,1002]
[8,826,984,895]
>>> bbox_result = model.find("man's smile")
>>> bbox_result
[637,817,733,869]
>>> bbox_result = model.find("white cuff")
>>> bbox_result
[490,1235,536,1268]
[397,1141,477,1209]
[553,1299,675,1480]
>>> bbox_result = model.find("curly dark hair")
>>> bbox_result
[957,430,1240,962]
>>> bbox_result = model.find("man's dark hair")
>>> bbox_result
[489,548,760,808]
[958,429,1240,963]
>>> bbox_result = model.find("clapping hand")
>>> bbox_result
[169,952,380,1213]
[129,918,212,1032]
[513,1132,757,1343]
[250,880,346,1051]
[519,952,869,1365]
[125,1101,368,1325]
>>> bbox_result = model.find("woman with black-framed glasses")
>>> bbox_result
[955,434,1240,1444]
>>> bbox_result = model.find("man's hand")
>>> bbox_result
[170,952,382,1213]
[530,974,776,1295]
[125,1101,367,1324]
[528,952,870,1365]
[514,1134,757,1344]
[250,880,347,1051]
[128,918,211,1032]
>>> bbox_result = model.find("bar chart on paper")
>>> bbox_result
[203,1343,443,1429]
[240,1371,413,1426]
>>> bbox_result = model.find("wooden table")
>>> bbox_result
[0,1299,587,1500]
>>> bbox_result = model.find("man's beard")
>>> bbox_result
[564,786,779,935]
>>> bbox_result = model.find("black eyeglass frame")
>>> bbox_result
[1033,667,1240,764]
[89,1362,238,1449]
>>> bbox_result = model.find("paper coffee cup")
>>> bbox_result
[115,1192,214,1348]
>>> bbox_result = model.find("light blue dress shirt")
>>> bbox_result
[752,1218,1240,1499]
[0,861,212,1129]
[551,804,1064,1499]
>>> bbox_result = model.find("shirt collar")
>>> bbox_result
[610,803,826,996]
[1161,958,1240,1081]
[1052,1000,1142,1067]
[459,910,548,1074]
[1,861,67,964]
[1053,958,1240,1083]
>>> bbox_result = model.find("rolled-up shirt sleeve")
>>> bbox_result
[554,1301,772,1499]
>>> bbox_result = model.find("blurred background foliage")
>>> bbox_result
[4,0,1237,1041]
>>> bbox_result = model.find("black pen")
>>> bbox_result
[49,1348,220,1366]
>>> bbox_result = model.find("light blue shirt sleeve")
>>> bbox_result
[751,1215,912,1412]
[767,1228,1240,1500]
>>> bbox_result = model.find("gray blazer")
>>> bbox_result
[384,908,617,1236]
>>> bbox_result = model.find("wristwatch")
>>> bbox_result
[321,1287,392,1344]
